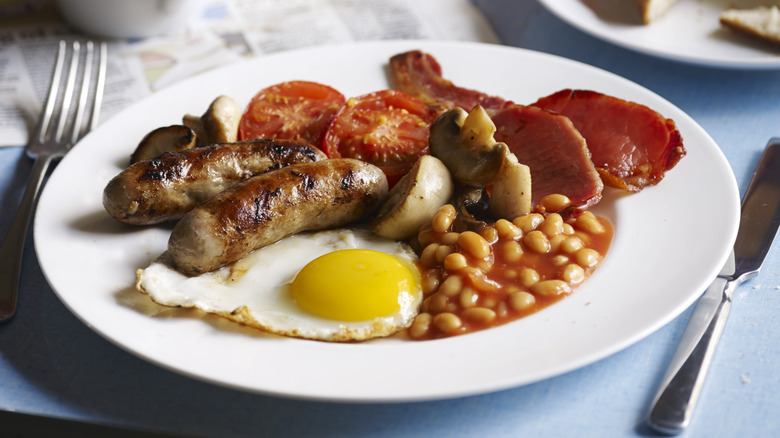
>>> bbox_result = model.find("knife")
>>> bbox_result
[648,138,780,434]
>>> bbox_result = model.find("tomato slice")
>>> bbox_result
[323,89,434,186]
[238,81,345,147]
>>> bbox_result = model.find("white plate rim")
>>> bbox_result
[538,0,780,70]
[34,40,740,402]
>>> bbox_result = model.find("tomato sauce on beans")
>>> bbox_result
[404,195,613,341]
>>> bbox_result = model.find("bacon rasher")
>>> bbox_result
[532,89,685,192]
[491,105,603,216]
[389,50,507,115]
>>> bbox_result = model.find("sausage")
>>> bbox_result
[168,158,388,275]
[103,139,326,225]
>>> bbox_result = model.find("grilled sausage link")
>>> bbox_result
[168,158,388,275]
[103,139,326,225]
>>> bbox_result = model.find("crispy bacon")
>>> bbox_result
[389,50,507,115]
[492,105,603,216]
[532,89,685,192]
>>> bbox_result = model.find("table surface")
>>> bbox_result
[2,1,780,437]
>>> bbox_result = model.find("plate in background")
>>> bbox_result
[539,0,780,69]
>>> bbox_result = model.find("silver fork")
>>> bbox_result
[0,40,107,322]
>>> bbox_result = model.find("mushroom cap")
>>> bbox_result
[428,105,507,187]
[130,124,197,164]
[183,95,241,147]
[371,154,454,240]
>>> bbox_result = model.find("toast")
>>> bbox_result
[720,6,780,47]
[637,0,679,24]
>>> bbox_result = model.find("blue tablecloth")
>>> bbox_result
[2,1,779,437]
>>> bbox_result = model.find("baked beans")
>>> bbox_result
[539,194,572,213]
[406,200,612,340]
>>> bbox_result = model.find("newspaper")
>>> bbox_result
[0,0,499,147]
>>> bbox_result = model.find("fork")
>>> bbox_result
[0,40,107,322]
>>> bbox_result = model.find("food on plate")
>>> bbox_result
[637,0,678,24]
[168,158,388,276]
[130,95,241,165]
[489,151,534,221]
[137,228,422,342]
[450,187,495,233]
[130,125,196,164]
[491,105,603,217]
[636,0,780,50]
[388,50,680,199]
[408,202,612,340]
[322,89,434,187]
[371,155,454,240]
[182,95,242,147]
[720,6,780,48]
[110,49,687,342]
[238,80,345,147]
[428,105,509,187]
[426,104,532,220]
[389,50,507,114]
[532,89,685,192]
[103,139,326,225]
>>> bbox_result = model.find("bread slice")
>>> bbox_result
[637,0,679,24]
[720,6,780,47]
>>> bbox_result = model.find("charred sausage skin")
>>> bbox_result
[103,139,326,225]
[168,158,389,275]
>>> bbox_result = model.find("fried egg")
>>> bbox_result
[136,228,422,342]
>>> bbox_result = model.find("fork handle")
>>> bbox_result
[0,154,56,322]
[647,278,733,434]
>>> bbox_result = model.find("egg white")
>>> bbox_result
[136,228,422,342]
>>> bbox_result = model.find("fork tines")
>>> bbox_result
[0,39,108,323]
[36,40,107,150]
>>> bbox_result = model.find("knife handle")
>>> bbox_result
[647,278,732,434]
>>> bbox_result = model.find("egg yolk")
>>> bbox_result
[290,249,418,321]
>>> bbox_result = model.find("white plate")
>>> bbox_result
[34,40,739,402]
[538,0,780,69]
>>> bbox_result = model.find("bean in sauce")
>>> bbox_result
[405,196,613,340]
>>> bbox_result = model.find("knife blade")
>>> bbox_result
[648,138,780,434]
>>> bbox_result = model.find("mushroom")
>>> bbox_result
[183,95,242,147]
[428,105,507,187]
[429,104,533,221]
[489,151,532,220]
[371,155,454,240]
[452,186,492,232]
[129,124,196,164]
